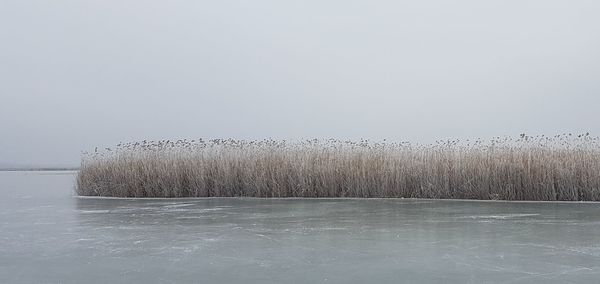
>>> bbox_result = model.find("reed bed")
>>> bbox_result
[76,134,600,201]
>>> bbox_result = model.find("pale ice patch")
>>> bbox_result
[199,208,225,211]
[75,238,95,242]
[162,203,195,209]
[464,213,540,220]
[78,210,111,214]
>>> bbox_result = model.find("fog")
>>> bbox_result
[1,0,599,167]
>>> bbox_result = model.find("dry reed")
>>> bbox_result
[76,134,600,200]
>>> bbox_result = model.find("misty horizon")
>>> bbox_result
[2,0,599,167]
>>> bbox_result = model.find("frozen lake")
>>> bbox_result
[1,171,600,283]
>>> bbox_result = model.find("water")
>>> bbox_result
[1,171,600,283]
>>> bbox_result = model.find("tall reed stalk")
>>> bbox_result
[76,134,600,200]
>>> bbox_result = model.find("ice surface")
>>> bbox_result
[1,171,600,283]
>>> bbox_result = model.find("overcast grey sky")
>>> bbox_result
[1,0,599,166]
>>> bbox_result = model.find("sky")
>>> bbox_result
[1,0,599,167]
